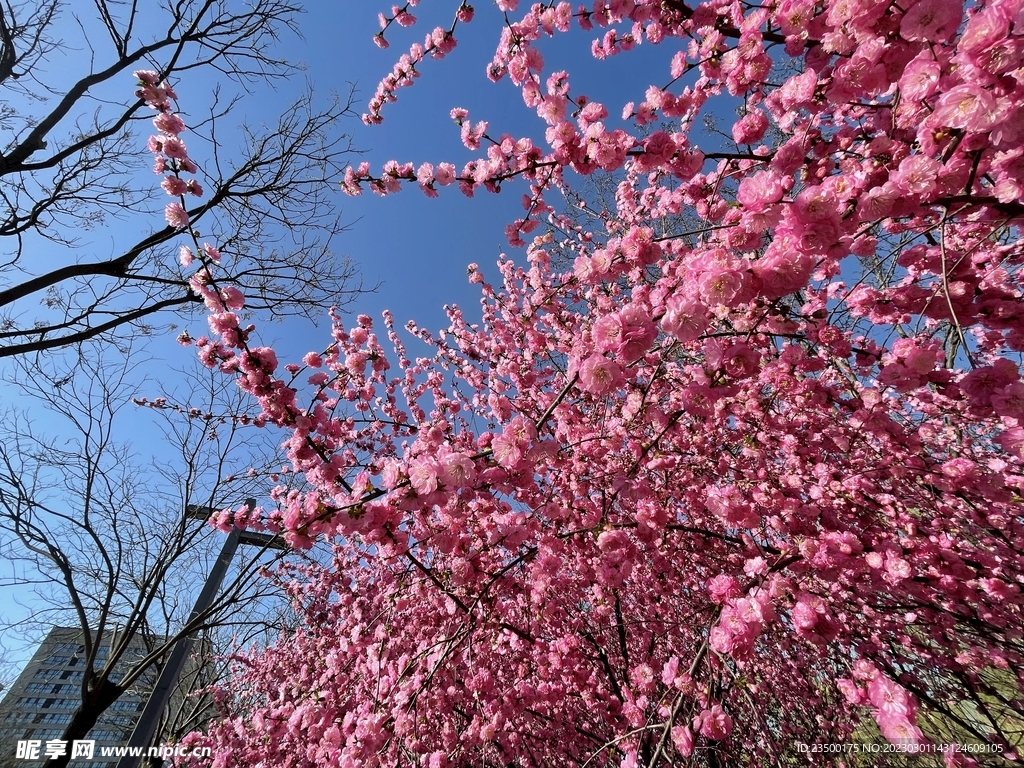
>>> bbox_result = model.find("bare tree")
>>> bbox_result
[0,345,302,768]
[0,0,366,358]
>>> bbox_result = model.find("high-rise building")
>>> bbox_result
[0,627,165,768]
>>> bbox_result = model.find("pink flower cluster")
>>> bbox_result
[839,665,927,747]
[135,70,202,230]
[156,1,1024,765]
[363,1,467,125]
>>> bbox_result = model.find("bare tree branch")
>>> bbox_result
[0,347,302,768]
[0,0,369,358]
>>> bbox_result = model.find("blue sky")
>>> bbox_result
[273,1,677,345]
[0,1,683,675]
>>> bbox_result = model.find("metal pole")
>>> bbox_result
[116,500,254,768]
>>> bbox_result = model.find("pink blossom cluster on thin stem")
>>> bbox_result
[362,1,472,124]
[137,70,236,355]
[134,70,205,231]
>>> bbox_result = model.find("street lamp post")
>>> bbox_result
[116,500,286,768]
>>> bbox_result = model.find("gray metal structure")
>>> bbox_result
[116,501,286,768]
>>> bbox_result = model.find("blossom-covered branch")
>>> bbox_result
[165,1,1024,765]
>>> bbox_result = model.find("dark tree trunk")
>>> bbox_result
[49,678,126,768]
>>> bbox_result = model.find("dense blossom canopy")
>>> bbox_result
[152,0,1024,764]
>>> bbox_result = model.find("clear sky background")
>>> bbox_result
[275,1,677,346]
[0,0,685,674]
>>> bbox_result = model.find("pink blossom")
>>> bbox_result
[792,593,839,641]
[859,184,898,220]
[579,101,608,127]
[794,216,842,255]
[960,359,1020,405]
[661,295,709,343]
[591,304,657,363]
[578,354,623,395]
[164,202,189,228]
[884,554,912,582]
[437,451,477,488]
[753,247,814,299]
[134,69,160,86]
[720,343,761,379]
[140,16,1024,767]
[899,0,963,43]
[705,485,759,529]
[706,574,741,603]
[408,458,440,495]
[153,112,186,136]
[996,425,1024,457]
[461,120,487,150]
[491,416,536,469]
[992,382,1024,419]
[536,96,567,125]
[793,186,839,223]
[932,85,999,131]
[161,176,187,196]
[868,675,917,721]
[899,54,941,101]
[416,162,434,185]
[345,351,368,376]
[221,287,245,311]
[693,705,732,740]
[162,136,188,160]
[890,154,942,196]
[731,110,769,145]
[877,716,925,746]
[837,679,866,705]
[958,7,1008,56]
[792,599,819,632]
[671,726,694,756]
[209,312,240,336]
[679,383,717,418]
[736,171,785,212]
[980,577,1021,601]
[697,262,752,307]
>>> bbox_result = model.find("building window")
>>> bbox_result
[25,728,64,740]
[26,682,78,694]
[102,714,137,727]
[109,699,145,712]
[15,697,48,707]
[33,712,72,724]
[31,697,81,710]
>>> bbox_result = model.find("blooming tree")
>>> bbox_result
[162,0,1024,764]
